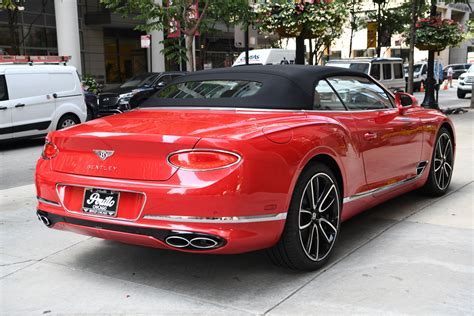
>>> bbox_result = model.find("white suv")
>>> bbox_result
[457,64,473,99]
[0,64,86,141]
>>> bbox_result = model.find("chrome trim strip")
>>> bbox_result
[143,212,287,223]
[140,106,397,114]
[166,148,242,172]
[343,160,429,204]
[37,196,61,207]
[55,183,147,222]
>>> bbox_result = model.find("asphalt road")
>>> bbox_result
[0,91,473,314]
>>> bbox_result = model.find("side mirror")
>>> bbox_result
[395,92,417,113]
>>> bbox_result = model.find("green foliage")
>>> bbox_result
[81,74,102,94]
[161,38,188,64]
[0,0,20,10]
[255,0,349,39]
[415,17,465,51]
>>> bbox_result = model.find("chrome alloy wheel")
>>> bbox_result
[298,172,340,262]
[433,133,453,191]
[61,118,77,128]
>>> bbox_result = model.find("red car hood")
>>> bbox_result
[49,109,307,181]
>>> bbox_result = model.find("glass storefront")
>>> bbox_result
[103,28,147,83]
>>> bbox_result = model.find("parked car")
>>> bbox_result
[404,62,427,91]
[84,90,98,120]
[457,64,474,99]
[232,49,296,66]
[0,64,86,141]
[36,65,455,270]
[97,72,185,117]
[443,63,471,79]
[326,58,405,92]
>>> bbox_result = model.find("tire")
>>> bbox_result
[457,89,465,99]
[56,114,80,130]
[267,162,341,270]
[421,127,454,197]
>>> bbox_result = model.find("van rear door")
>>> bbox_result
[8,69,55,138]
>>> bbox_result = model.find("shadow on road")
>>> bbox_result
[1,137,45,152]
[47,189,435,312]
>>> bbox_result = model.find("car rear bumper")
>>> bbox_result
[35,160,289,254]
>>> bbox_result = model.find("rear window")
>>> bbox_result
[157,80,263,99]
[393,63,403,79]
[0,75,7,101]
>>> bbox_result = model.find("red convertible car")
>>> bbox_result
[36,66,455,270]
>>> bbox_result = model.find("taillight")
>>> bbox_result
[167,150,241,171]
[41,141,58,160]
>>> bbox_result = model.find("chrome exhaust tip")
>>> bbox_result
[165,236,191,248]
[164,231,224,250]
[37,213,51,227]
[189,237,219,249]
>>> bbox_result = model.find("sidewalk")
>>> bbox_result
[1,112,473,315]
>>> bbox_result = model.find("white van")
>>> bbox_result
[233,49,295,67]
[0,64,86,141]
[326,58,405,92]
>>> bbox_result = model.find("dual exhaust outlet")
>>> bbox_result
[36,210,225,250]
[165,232,224,250]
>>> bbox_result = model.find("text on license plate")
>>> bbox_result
[82,188,119,217]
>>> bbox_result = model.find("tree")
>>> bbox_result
[416,0,470,109]
[256,0,348,65]
[0,0,25,54]
[0,0,50,55]
[101,0,250,72]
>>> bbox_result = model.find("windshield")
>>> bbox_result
[349,63,370,74]
[413,64,424,73]
[468,65,474,73]
[120,73,157,89]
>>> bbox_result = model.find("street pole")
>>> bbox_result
[421,0,439,109]
[244,24,249,65]
[376,1,382,57]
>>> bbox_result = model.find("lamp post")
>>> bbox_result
[420,0,439,109]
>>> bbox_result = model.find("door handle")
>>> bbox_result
[0,106,7,110]
[363,132,377,141]
[15,103,25,108]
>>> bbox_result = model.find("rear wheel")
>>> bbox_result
[267,163,341,270]
[57,114,80,130]
[421,127,454,196]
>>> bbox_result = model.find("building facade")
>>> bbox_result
[0,0,272,87]
[330,0,473,66]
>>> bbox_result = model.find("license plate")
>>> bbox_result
[82,188,120,217]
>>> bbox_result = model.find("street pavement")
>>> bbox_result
[0,91,473,314]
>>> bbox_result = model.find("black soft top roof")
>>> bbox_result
[142,65,371,110]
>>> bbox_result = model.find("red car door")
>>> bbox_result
[327,76,423,191]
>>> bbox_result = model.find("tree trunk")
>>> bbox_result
[7,9,20,55]
[295,35,305,65]
[185,34,194,72]
[407,0,418,94]
[308,39,313,65]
